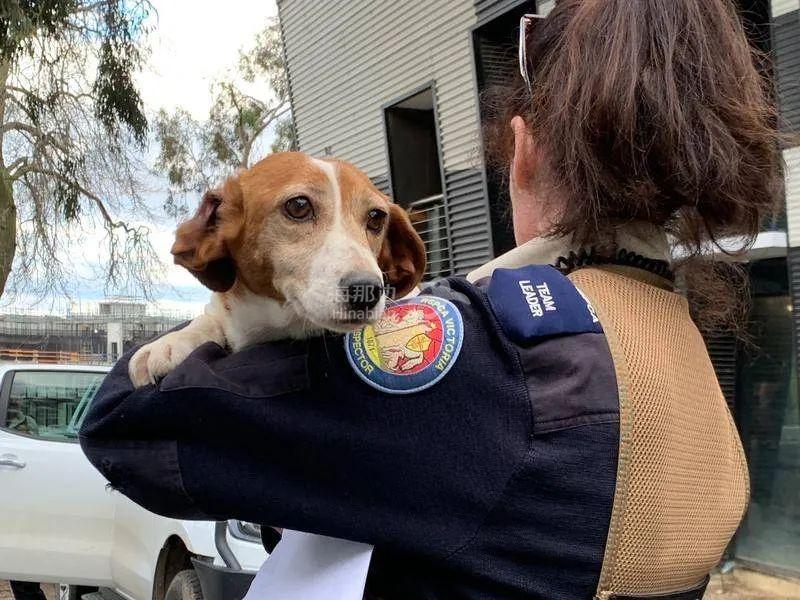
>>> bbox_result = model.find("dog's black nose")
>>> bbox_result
[340,273,383,316]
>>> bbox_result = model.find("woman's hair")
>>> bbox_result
[484,0,785,332]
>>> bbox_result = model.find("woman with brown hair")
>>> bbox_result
[80,0,782,598]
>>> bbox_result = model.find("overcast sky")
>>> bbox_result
[139,1,278,119]
[5,0,279,316]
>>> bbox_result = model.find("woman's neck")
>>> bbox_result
[467,222,671,283]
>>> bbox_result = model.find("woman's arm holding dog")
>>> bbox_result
[79,284,531,559]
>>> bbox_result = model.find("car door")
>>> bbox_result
[0,368,115,586]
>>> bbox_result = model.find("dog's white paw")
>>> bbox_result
[128,331,199,388]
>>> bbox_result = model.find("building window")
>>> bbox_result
[384,86,451,280]
[734,258,800,575]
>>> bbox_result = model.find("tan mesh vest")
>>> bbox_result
[567,266,750,599]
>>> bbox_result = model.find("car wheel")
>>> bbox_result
[58,584,97,600]
[165,569,204,600]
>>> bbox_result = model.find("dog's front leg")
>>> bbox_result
[128,310,227,388]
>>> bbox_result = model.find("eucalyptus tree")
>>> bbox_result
[0,0,157,300]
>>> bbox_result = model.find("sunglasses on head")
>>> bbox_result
[518,13,547,93]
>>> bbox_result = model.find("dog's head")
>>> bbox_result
[171,152,427,332]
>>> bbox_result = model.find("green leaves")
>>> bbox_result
[53,156,82,220]
[153,107,215,219]
[0,0,78,61]
[92,1,149,144]
[238,20,287,95]
[94,39,147,144]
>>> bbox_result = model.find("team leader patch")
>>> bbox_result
[345,296,464,395]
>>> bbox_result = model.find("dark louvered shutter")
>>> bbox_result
[789,247,800,385]
[704,332,739,413]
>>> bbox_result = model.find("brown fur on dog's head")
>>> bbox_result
[171,152,426,330]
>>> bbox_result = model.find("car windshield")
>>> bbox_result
[4,370,107,442]
[64,377,106,439]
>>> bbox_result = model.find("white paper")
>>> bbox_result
[243,530,374,600]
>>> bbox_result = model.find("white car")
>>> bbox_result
[0,364,267,600]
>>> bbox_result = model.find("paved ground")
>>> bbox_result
[707,569,800,599]
[2,572,798,599]
[0,582,54,600]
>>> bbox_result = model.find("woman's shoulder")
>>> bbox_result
[416,265,619,435]
[420,263,603,343]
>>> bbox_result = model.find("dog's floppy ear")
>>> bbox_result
[171,186,241,292]
[379,203,427,298]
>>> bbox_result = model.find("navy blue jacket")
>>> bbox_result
[80,269,620,599]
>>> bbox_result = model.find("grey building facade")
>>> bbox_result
[279,0,800,577]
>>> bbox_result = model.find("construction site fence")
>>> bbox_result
[0,348,111,365]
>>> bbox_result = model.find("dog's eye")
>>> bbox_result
[366,209,387,233]
[284,196,314,221]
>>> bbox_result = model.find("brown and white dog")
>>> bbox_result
[129,152,426,388]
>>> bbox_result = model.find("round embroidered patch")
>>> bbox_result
[344,296,464,395]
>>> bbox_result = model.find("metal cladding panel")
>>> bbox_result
[774,8,800,133]
[475,0,527,22]
[538,0,555,14]
[370,175,391,196]
[773,0,800,18]
[786,147,800,247]
[475,0,551,23]
[280,0,481,171]
[280,0,495,273]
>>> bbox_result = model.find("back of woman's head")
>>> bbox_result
[487,0,785,330]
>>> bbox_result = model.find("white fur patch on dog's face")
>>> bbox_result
[297,158,386,331]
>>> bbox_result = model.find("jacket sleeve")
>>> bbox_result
[79,281,532,558]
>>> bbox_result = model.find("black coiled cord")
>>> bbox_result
[554,247,674,281]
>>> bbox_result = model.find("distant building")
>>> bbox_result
[0,298,189,364]
[92,297,148,319]
[279,0,800,578]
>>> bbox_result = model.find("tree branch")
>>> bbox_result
[5,84,93,104]
[2,120,74,160]
[256,103,290,136]
[22,163,137,234]
[1,120,44,136]
[6,157,28,178]
[238,92,268,111]
[0,59,10,169]
[242,103,290,168]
